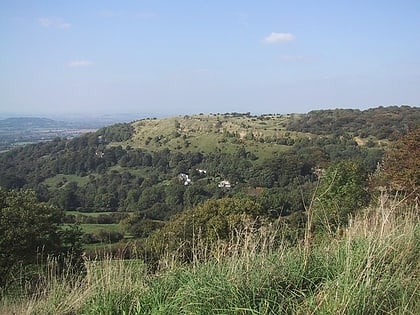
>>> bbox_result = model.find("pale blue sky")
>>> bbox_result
[1,0,419,117]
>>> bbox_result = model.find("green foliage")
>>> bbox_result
[148,197,263,260]
[82,229,124,244]
[287,105,420,140]
[137,186,165,211]
[257,186,308,216]
[183,184,213,209]
[97,123,134,143]
[0,188,84,288]
[121,214,165,238]
[381,127,420,198]
[313,160,370,231]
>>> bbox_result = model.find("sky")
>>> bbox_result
[1,0,420,117]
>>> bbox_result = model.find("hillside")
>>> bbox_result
[0,106,418,247]
[115,106,420,155]
[1,106,419,314]
[287,105,419,138]
[127,113,293,158]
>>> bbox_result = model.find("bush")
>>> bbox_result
[0,188,84,288]
[313,160,370,231]
[381,127,420,200]
[146,197,264,261]
[82,230,124,244]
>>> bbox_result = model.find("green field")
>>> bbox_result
[66,211,116,217]
[80,223,122,234]
[44,174,91,188]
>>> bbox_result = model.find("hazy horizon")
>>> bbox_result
[1,1,420,116]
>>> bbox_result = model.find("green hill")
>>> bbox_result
[0,106,419,314]
[126,113,293,156]
[0,106,418,248]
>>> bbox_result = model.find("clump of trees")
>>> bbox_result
[287,106,419,140]
[0,188,84,289]
[97,123,134,142]
[82,230,124,244]
[146,198,264,261]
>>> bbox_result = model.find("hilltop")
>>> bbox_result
[104,106,419,156]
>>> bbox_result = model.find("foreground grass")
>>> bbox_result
[1,196,419,314]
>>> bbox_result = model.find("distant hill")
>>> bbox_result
[0,117,66,129]
[0,117,98,151]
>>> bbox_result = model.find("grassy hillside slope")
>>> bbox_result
[125,113,294,159]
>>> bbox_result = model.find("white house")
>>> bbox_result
[218,180,232,188]
[179,173,192,185]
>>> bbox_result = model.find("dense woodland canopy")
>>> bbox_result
[287,105,419,139]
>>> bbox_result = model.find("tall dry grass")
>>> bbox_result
[0,257,148,315]
[1,192,418,314]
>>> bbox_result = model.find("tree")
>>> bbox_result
[138,186,165,211]
[121,214,165,238]
[0,188,84,287]
[55,181,81,210]
[381,128,420,200]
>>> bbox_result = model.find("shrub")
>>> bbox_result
[313,160,370,231]
[381,127,420,201]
